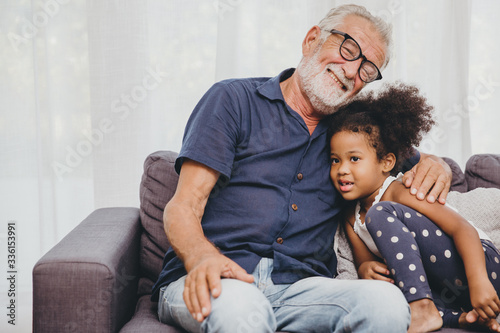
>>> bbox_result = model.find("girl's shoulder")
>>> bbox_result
[380,177,407,203]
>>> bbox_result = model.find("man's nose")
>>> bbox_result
[342,59,361,80]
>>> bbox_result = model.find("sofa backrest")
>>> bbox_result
[465,154,500,191]
[136,151,500,296]
[138,150,179,296]
[442,157,468,193]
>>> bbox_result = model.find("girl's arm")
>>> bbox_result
[384,181,500,320]
[343,214,394,283]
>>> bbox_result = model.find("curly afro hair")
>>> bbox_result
[327,82,435,174]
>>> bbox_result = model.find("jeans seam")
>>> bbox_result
[272,302,351,312]
[159,285,176,324]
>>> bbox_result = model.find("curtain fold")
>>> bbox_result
[1,1,498,331]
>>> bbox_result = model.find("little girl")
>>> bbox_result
[327,83,500,332]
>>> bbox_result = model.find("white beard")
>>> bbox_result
[297,47,355,115]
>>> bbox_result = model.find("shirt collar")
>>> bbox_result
[257,68,331,137]
[256,68,295,102]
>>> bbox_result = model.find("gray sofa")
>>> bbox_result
[32,151,500,333]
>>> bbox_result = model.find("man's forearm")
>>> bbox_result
[164,198,220,272]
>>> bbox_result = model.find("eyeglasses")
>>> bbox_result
[328,29,383,83]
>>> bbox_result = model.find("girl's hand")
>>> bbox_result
[358,261,394,284]
[463,310,500,332]
[469,279,500,324]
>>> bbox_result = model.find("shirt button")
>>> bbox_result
[291,204,298,211]
[297,173,303,180]
[276,237,284,244]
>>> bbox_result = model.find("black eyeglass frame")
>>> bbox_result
[328,29,383,83]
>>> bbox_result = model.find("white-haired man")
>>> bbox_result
[153,4,452,332]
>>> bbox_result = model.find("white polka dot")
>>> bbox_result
[376,205,383,211]
[492,272,498,280]
[405,212,411,218]
[416,212,422,217]
[399,281,404,288]
[411,244,418,251]
[396,253,404,260]
[410,287,417,294]
[391,269,396,275]
[483,247,487,252]
[411,232,416,238]
[402,227,409,233]
[391,236,399,243]
[455,279,462,286]
[430,255,437,263]
[436,230,443,236]
[452,312,459,315]
[366,217,371,223]
[439,311,444,317]
[422,230,429,237]
[420,275,426,282]
[387,217,395,223]
[376,230,382,237]
[393,211,397,216]
[495,257,499,264]
[409,264,416,271]
[444,250,452,258]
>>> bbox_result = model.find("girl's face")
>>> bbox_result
[329,130,393,203]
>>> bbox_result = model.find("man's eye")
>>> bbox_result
[351,157,360,162]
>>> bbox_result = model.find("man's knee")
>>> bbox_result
[203,279,276,333]
[358,281,410,330]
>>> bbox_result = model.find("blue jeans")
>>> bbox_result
[158,258,410,332]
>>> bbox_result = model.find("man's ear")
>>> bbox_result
[382,153,397,172]
[302,26,322,57]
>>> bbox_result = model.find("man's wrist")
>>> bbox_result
[183,243,221,272]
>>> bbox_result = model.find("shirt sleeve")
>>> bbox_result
[175,81,241,178]
[399,148,421,173]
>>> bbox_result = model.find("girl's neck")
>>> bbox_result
[358,174,393,212]
[358,186,383,213]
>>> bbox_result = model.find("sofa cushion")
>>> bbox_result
[465,154,500,191]
[119,295,184,333]
[139,151,179,295]
[447,188,500,248]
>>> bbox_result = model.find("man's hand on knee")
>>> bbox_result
[183,253,254,322]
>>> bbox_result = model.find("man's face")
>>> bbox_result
[297,15,387,115]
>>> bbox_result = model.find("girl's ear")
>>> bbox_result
[382,153,396,172]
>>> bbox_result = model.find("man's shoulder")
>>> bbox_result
[204,75,279,105]
[215,75,273,91]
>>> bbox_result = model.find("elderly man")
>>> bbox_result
[152,4,452,332]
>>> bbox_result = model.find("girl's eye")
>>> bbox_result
[350,156,360,162]
[331,158,339,164]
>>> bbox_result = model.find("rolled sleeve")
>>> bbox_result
[175,82,241,178]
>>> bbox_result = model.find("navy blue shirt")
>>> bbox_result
[152,68,419,300]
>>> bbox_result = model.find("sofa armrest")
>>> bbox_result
[33,207,142,333]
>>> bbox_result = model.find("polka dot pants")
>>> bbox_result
[365,201,500,328]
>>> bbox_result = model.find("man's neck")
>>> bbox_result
[280,72,324,135]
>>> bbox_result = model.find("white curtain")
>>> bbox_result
[2,0,499,331]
